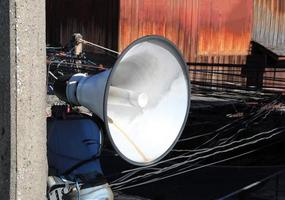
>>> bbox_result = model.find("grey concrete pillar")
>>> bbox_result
[0,0,47,199]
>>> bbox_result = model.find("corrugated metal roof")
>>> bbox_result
[252,0,285,92]
[253,0,285,50]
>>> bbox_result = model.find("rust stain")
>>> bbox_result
[119,0,253,62]
[119,0,252,90]
[198,30,251,55]
[119,0,200,62]
[197,0,252,56]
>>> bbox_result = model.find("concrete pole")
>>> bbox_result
[0,0,47,199]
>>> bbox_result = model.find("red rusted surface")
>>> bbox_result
[119,0,253,89]
[119,0,253,62]
[198,0,252,56]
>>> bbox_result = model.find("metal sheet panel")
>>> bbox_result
[253,0,285,49]
[198,0,252,56]
[119,0,253,62]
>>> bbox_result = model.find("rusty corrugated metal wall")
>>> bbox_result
[119,0,199,62]
[119,0,253,62]
[119,0,253,89]
[46,0,119,51]
[45,0,285,92]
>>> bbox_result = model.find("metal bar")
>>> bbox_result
[80,39,120,55]
[187,62,246,67]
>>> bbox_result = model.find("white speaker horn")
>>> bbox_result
[57,36,191,166]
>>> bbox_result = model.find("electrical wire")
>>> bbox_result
[80,39,120,55]
[111,128,285,188]
[121,103,279,175]
[112,148,260,191]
